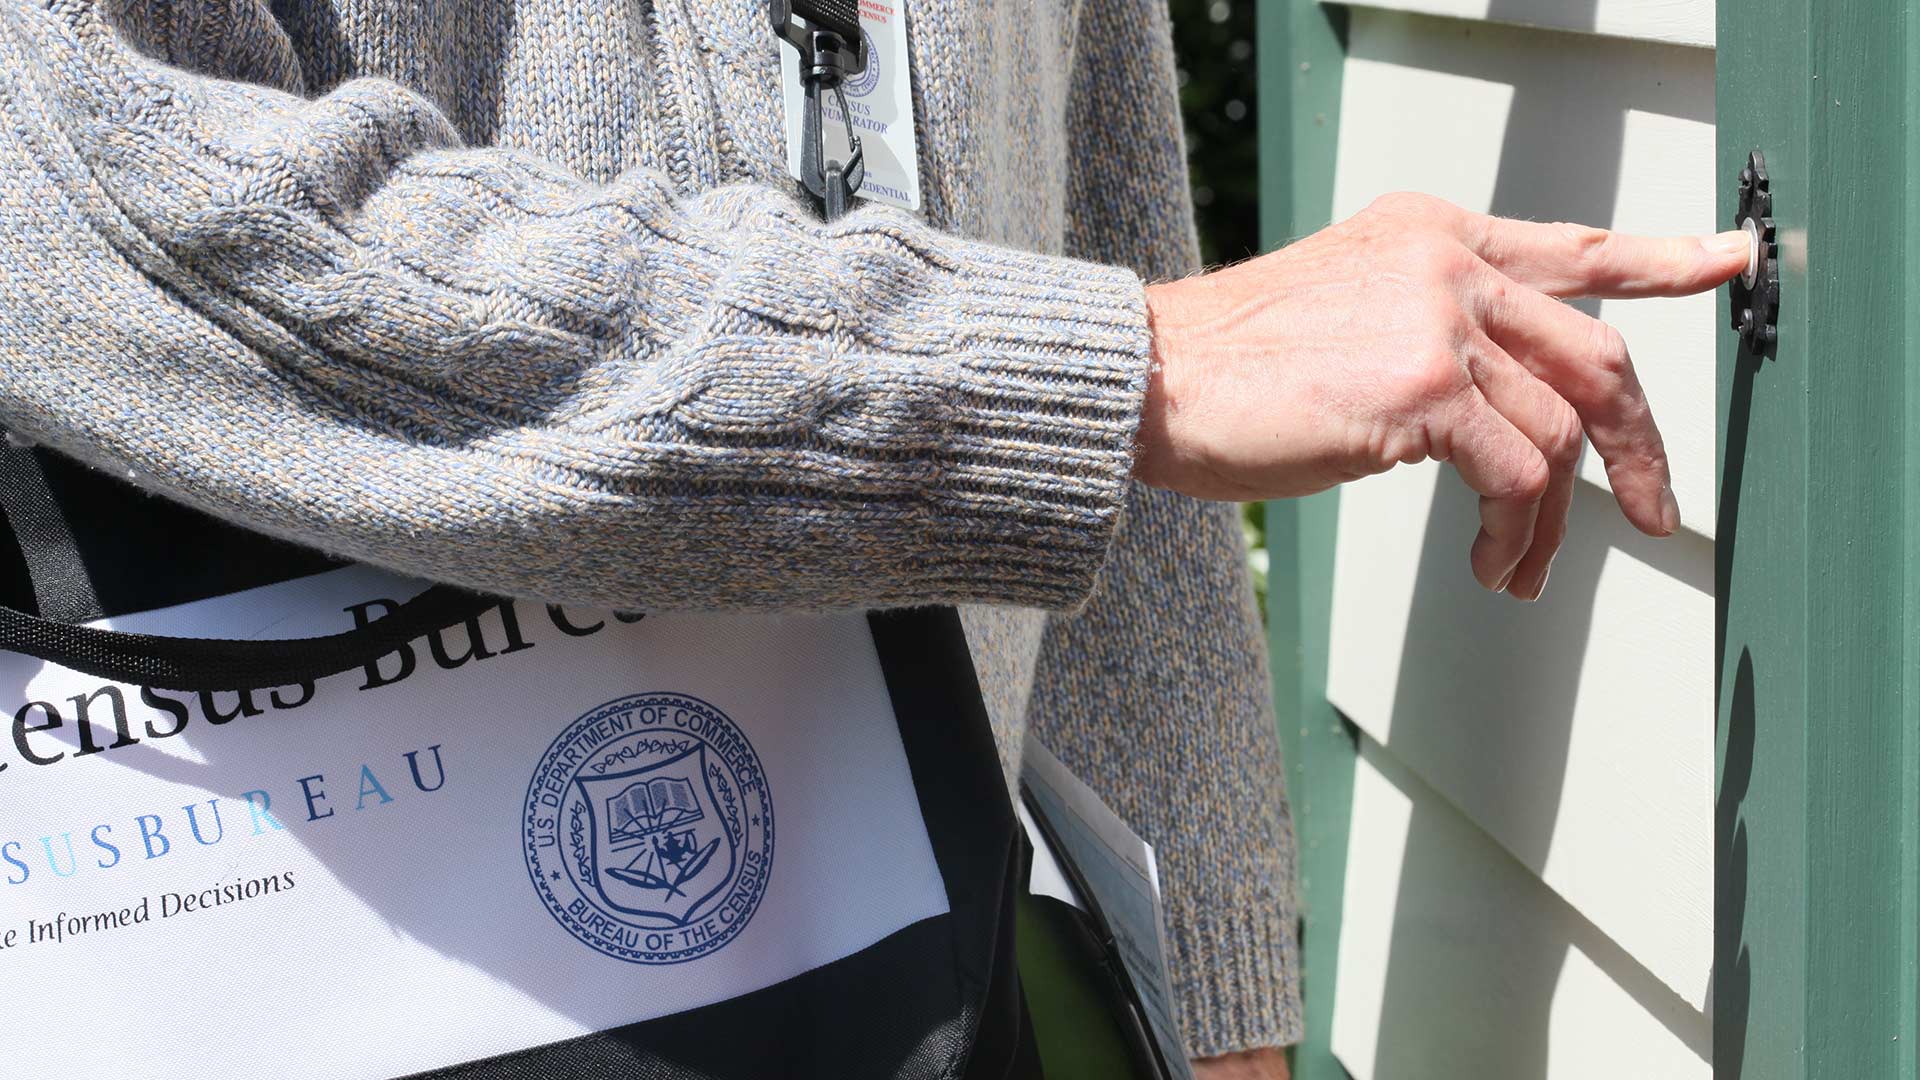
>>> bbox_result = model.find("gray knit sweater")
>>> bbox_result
[0,0,1300,1055]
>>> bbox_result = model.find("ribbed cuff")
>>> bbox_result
[1165,888,1307,1058]
[909,233,1154,610]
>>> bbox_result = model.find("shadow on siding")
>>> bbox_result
[1359,9,1714,1077]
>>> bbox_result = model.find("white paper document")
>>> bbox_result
[1022,739,1195,1080]
[0,566,948,1079]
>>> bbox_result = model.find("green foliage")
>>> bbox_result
[1241,499,1268,620]
[1168,0,1259,268]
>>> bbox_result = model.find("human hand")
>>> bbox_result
[1135,192,1749,600]
[1191,1047,1291,1080]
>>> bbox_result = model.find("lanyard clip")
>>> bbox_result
[768,0,868,221]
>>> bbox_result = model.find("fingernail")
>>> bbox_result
[1517,563,1552,602]
[1660,486,1682,535]
[1494,564,1517,593]
[1708,230,1751,258]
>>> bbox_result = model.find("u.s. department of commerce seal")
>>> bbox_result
[523,693,773,964]
[845,27,881,97]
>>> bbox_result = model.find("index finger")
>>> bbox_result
[1464,217,1751,299]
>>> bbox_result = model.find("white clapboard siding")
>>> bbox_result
[1327,462,1713,1007]
[1330,738,1710,1079]
[1342,0,1713,49]
[1331,8,1718,538]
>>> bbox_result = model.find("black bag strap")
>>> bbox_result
[0,441,499,692]
[0,584,498,692]
[0,439,103,624]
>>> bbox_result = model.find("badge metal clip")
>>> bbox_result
[769,0,868,222]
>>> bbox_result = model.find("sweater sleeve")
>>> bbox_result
[1041,0,1304,1055]
[1027,490,1304,1057]
[0,1,1151,611]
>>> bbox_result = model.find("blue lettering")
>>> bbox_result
[355,765,393,810]
[184,799,224,846]
[1,841,26,884]
[137,814,170,859]
[91,824,120,868]
[39,833,76,877]
[241,790,284,835]
[404,745,447,793]
[297,774,333,821]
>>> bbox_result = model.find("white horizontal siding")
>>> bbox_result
[1320,5,1719,1062]
[1340,0,1713,49]
[1332,8,1718,538]
[1330,737,1710,1079]
[1326,462,1713,1006]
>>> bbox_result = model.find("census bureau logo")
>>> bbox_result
[846,28,881,97]
[523,693,773,964]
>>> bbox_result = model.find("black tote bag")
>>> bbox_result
[0,444,1037,1080]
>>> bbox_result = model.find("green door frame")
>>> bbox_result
[1258,3,1349,1078]
[1717,2,1920,1077]
[1264,0,1920,1075]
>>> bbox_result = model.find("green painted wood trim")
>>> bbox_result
[1716,3,1920,1076]
[1259,2,1351,1077]
[1259,0,1347,247]
[1268,492,1350,1080]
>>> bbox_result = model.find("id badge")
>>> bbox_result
[779,1,922,212]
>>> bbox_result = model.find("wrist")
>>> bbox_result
[1191,1047,1293,1080]
[1136,281,1185,491]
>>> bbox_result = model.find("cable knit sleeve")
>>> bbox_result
[0,0,1151,610]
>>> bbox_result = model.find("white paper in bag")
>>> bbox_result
[0,566,948,1079]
